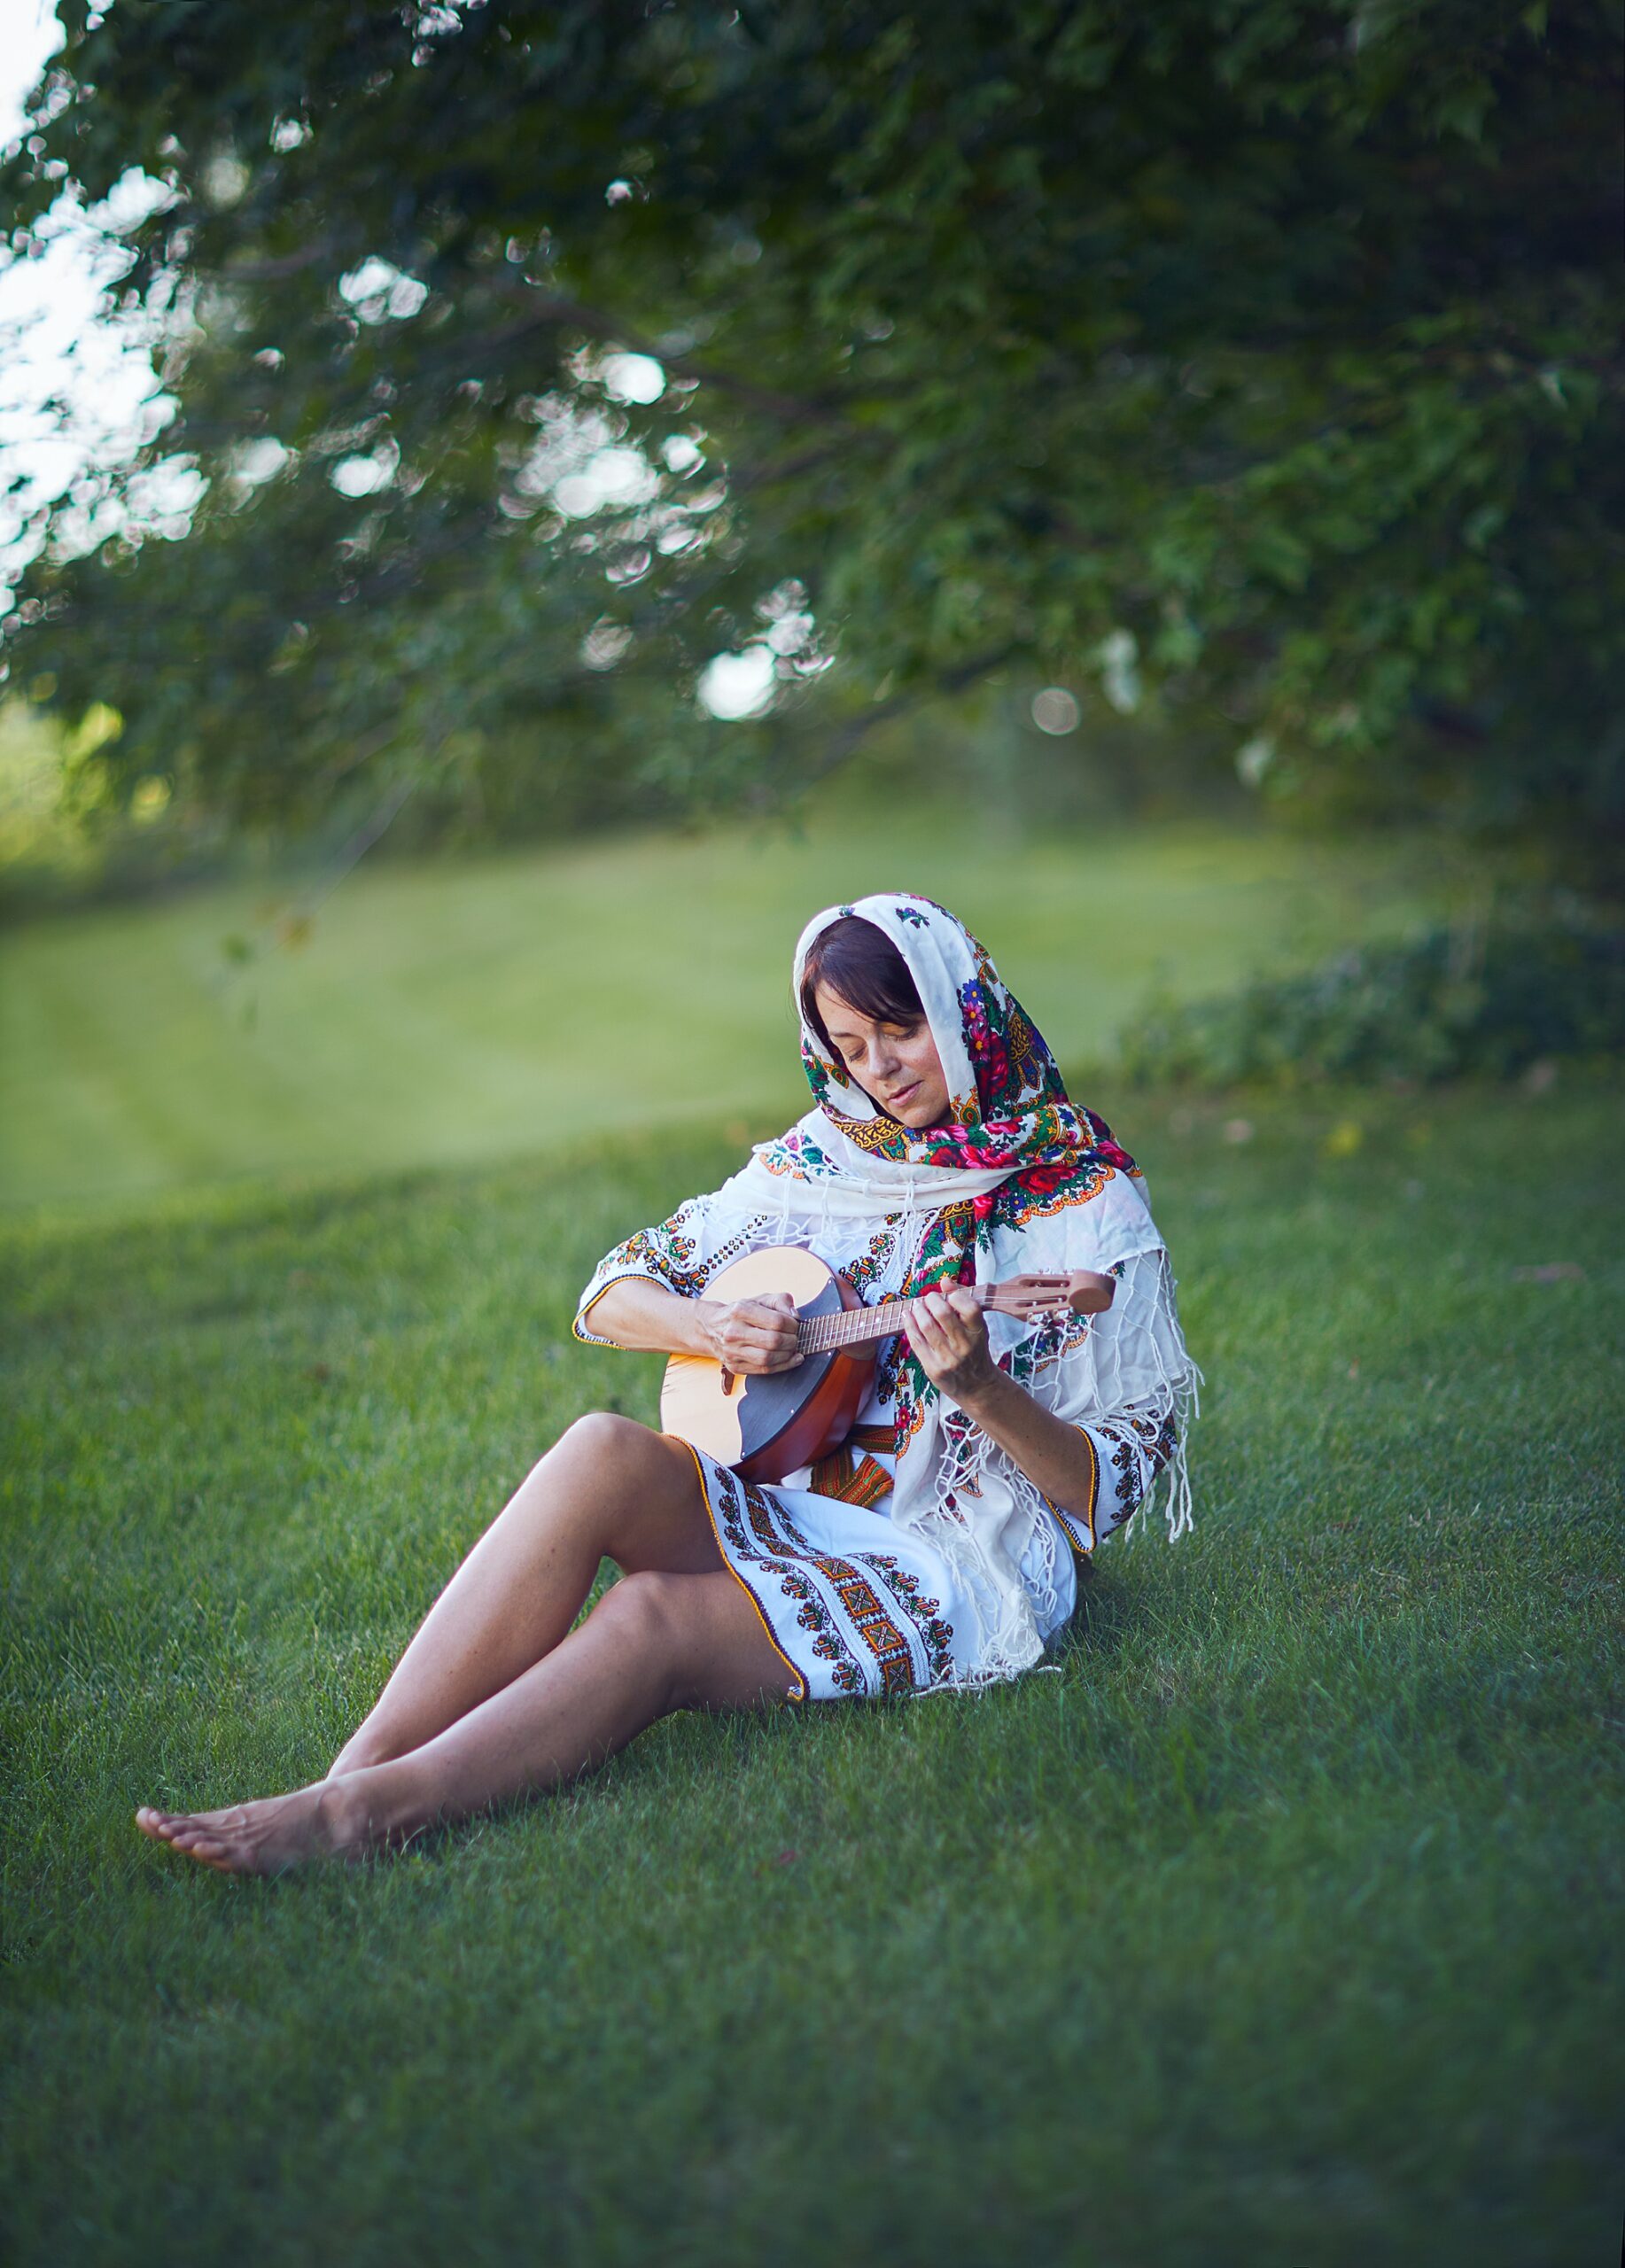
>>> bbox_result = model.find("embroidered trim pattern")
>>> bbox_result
[1092,1403,1178,1538]
[1044,1427,1100,1557]
[808,1446,894,1509]
[822,1559,916,1693]
[843,1226,900,1297]
[776,1567,868,1694]
[680,1449,808,1700]
[735,1479,921,1696]
[990,1161,1113,1234]
[579,1207,773,1316]
[821,1105,912,1158]
[700,1463,949,1698]
[853,1552,955,1682]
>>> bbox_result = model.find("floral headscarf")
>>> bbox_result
[798,884,1134,1169]
[779,891,1139,1272]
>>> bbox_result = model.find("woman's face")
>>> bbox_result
[812,983,952,1129]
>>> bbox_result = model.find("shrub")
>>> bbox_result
[1114,914,1625,1088]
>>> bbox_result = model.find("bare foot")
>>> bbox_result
[135,1776,377,1876]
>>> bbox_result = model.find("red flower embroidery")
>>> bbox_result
[1016,1162,1073,1198]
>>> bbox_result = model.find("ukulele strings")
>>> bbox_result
[796,1287,998,1355]
[796,1301,904,1355]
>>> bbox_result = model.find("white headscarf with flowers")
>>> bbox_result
[584,892,1197,1684]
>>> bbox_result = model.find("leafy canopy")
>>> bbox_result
[4,0,1622,854]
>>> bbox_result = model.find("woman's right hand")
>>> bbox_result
[696,1292,804,1374]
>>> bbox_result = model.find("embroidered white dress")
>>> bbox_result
[577,1213,1184,1702]
[575,889,1197,1704]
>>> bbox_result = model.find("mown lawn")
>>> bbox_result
[3,1076,1621,2267]
[0,809,1437,1206]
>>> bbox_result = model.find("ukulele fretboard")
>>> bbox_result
[797,1301,905,1355]
[796,1287,995,1356]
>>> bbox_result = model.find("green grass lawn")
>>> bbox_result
[3,1075,1620,2267]
[0,807,1439,1208]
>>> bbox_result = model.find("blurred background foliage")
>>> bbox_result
[1117,904,1625,1088]
[3,0,1621,872]
[1,0,1621,1210]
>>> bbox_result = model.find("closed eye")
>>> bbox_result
[828,1021,921,1061]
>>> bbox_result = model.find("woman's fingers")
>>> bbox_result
[694,1291,808,1375]
[722,1295,803,1372]
[907,1289,996,1394]
[740,1297,801,1355]
[909,1293,960,1354]
[724,1340,799,1373]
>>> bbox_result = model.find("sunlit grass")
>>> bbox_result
[0,807,1442,1206]
[3,1076,1620,2265]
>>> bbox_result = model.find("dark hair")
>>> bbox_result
[799,915,925,1060]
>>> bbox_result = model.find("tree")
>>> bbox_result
[4,0,1622,864]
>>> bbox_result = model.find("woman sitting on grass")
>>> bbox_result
[137,893,1196,1873]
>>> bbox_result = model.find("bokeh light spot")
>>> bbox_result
[1031,687,1081,735]
[697,649,775,720]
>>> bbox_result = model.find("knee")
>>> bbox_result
[586,1571,691,1705]
[588,1566,683,1643]
[534,1410,657,1488]
[558,1410,654,1464]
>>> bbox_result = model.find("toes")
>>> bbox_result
[136,1805,260,1872]
[172,1829,236,1866]
[144,1814,214,1852]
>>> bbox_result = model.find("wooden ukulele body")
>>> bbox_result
[659,1247,876,1483]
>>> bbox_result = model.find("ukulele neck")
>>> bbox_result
[797,1286,992,1356]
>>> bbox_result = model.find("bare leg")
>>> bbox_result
[329,1415,717,1777]
[136,1566,795,1876]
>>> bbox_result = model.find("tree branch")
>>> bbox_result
[223,237,347,282]
[788,646,1019,791]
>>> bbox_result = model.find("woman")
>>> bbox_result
[136,893,1195,1874]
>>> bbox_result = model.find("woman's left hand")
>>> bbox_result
[906,1288,999,1402]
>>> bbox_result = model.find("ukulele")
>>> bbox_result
[659,1244,1114,1483]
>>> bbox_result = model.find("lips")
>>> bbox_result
[886,1081,921,1109]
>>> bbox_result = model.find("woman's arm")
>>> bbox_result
[583,1276,804,1374]
[906,1288,1098,1519]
